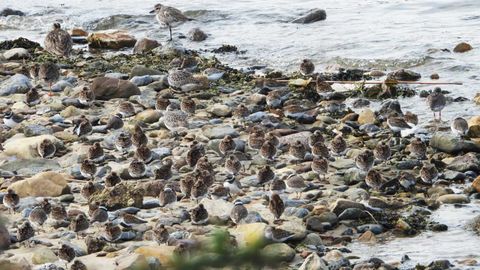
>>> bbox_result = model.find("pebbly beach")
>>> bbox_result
[0,2,480,270]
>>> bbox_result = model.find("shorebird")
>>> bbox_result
[225,155,242,175]
[180,97,196,115]
[311,156,328,180]
[186,141,205,167]
[223,175,242,197]
[330,134,347,156]
[180,174,194,198]
[153,224,170,244]
[365,169,383,191]
[80,159,96,180]
[155,96,171,111]
[25,87,41,106]
[78,86,95,106]
[17,221,35,242]
[264,226,295,243]
[90,205,108,223]
[308,130,324,148]
[404,111,418,127]
[128,159,147,178]
[286,174,306,199]
[248,129,265,150]
[230,200,248,225]
[150,3,193,41]
[135,144,153,163]
[29,206,48,227]
[159,187,177,207]
[451,117,468,137]
[88,142,105,162]
[73,115,92,137]
[289,141,306,163]
[355,149,375,172]
[167,69,196,89]
[374,141,391,163]
[70,213,89,234]
[81,181,97,199]
[386,114,411,136]
[408,138,427,159]
[300,59,315,76]
[154,158,173,180]
[191,179,208,203]
[58,244,76,264]
[257,165,275,187]
[50,203,67,221]
[3,189,19,214]
[190,204,209,225]
[232,104,250,121]
[103,222,122,243]
[71,260,87,270]
[115,132,133,154]
[195,156,214,174]
[39,198,51,214]
[38,62,60,96]
[399,171,416,191]
[427,87,446,121]
[132,124,148,148]
[44,23,73,57]
[266,90,282,108]
[105,172,121,187]
[268,193,285,223]
[209,184,230,200]
[37,139,56,158]
[163,104,189,134]
[260,141,277,161]
[311,141,330,159]
[420,162,438,184]
[118,101,136,118]
[270,179,287,194]
[219,135,236,156]
[3,110,23,128]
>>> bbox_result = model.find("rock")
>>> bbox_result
[0,223,10,250]
[134,246,175,265]
[87,30,137,49]
[133,38,160,54]
[231,223,267,247]
[0,260,29,270]
[331,199,365,216]
[337,208,369,220]
[91,77,140,100]
[357,224,384,234]
[9,171,70,197]
[71,28,89,36]
[376,99,402,120]
[468,125,480,138]
[32,248,58,264]
[202,125,239,139]
[3,48,30,60]
[130,65,162,77]
[430,73,440,80]
[299,253,328,270]
[284,207,309,218]
[306,216,327,232]
[130,75,154,86]
[0,74,32,96]
[358,109,375,125]
[301,233,323,247]
[453,42,473,53]
[472,176,480,193]
[0,8,25,16]
[3,134,61,159]
[188,28,207,41]
[291,8,327,24]
[468,116,480,127]
[116,254,149,270]
[430,133,480,154]
[442,170,465,181]
[262,243,295,262]
[134,109,160,123]
[388,69,421,81]
[358,230,377,243]
[330,159,355,170]
[51,80,73,92]
[315,212,338,226]
[0,159,61,176]
[446,153,480,172]
[207,104,232,117]
[323,250,345,263]
[437,194,470,204]
[23,124,53,137]
[105,72,129,80]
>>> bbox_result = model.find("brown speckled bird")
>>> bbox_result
[311,156,328,180]
[153,224,169,244]
[355,149,375,172]
[115,132,132,154]
[289,141,306,163]
[427,87,446,121]
[80,159,96,180]
[270,179,286,193]
[311,141,330,159]
[71,260,87,270]
[408,138,427,159]
[25,87,40,106]
[268,193,284,223]
[365,169,383,191]
[286,174,306,199]
[420,162,438,184]
[3,189,19,214]
[135,144,153,163]
[248,129,265,150]
[154,158,173,180]
[374,141,391,163]
[300,59,315,76]
[190,203,209,225]
[88,142,104,163]
[58,243,76,263]
[186,141,205,167]
[17,221,35,242]
[128,159,147,178]
[219,135,236,156]
[257,165,275,186]
[132,125,148,148]
[330,134,347,156]
[260,141,277,161]
[180,97,196,115]
[225,155,242,175]
[230,200,248,225]
[105,172,121,187]
[308,130,324,148]
[106,113,124,130]
[159,187,177,207]
[70,213,89,234]
[29,206,48,227]
[78,86,95,106]
[44,23,72,57]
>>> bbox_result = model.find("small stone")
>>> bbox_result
[430,73,440,80]
[388,69,421,81]
[202,125,239,139]
[306,216,327,232]
[32,248,58,264]
[3,48,30,60]
[91,77,140,100]
[453,42,473,53]
[188,28,207,42]
[301,233,323,247]
[262,243,295,262]
[23,124,53,137]
[299,253,328,270]
[472,176,480,193]
[207,104,232,117]
[130,65,163,77]
[133,38,160,54]
[87,30,137,49]
[291,8,327,24]
[437,194,470,204]
[357,224,383,234]
[357,109,375,125]
[134,109,160,123]
[358,230,377,243]
[116,254,150,270]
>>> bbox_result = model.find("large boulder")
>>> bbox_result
[291,9,327,24]
[9,171,70,197]
[91,77,140,100]
[87,30,137,49]
[133,38,160,54]
[0,74,32,96]
[430,133,480,154]
[3,134,61,159]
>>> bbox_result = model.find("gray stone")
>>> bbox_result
[306,216,327,232]
[446,153,480,172]
[188,28,207,41]
[291,8,327,24]
[388,69,421,81]
[130,75,154,86]
[129,88,157,108]
[430,133,480,154]
[357,224,384,234]
[202,125,239,139]
[0,159,61,176]
[0,8,25,16]
[23,124,53,137]
[376,99,402,120]
[3,48,30,60]
[130,65,162,78]
[51,80,74,92]
[0,74,32,96]
[442,170,466,181]
[284,207,309,218]
[315,212,338,226]
[105,72,129,80]
[262,243,295,262]
[396,159,422,170]
[331,199,366,216]
[338,208,369,220]
[207,104,232,117]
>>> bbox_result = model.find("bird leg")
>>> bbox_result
[439,111,442,122]
[168,25,173,41]
[48,82,53,96]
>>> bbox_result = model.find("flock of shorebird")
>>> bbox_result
[0,3,473,268]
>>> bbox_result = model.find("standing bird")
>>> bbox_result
[230,200,248,225]
[70,213,89,234]
[427,87,446,121]
[44,23,72,57]
[80,159,96,180]
[355,149,375,172]
[286,174,306,199]
[451,117,469,137]
[128,159,147,178]
[154,158,173,180]
[3,189,20,214]
[115,132,133,154]
[186,141,205,167]
[135,144,153,163]
[330,134,347,156]
[37,139,56,158]
[163,104,189,133]
[17,221,35,242]
[257,165,275,187]
[88,142,104,163]
[29,206,48,227]
[386,114,411,136]
[270,179,286,194]
[374,142,391,163]
[311,141,330,159]
[289,141,306,163]
[73,115,92,137]
[38,62,60,96]
[311,156,328,180]
[150,3,193,41]
[191,179,208,203]
[132,125,148,148]
[58,244,76,264]
[105,172,121,187]
[260,141,277,161]
[268,193,285,223]
[300,59,315,76]
[180,97,196,115]
[308,130,324,148]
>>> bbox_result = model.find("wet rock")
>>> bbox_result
[472,176,480,193]
[339,209,369,222]
[301,233,323,247]
[91,77,140,100]
[388,69,421,81]
[202,125,239,139]
[207,104,232,117]
[357,224,384,234]
[453,42,473,53]
[437,194,470,204]
[376,99,402,120]
[442,170,465,181]
[133,38,160,54]
[291,8,327,24]
[3,48,30,60]
[299,253,328,270]
[0,8,25,16]
[331,199,366,216]
[446,153,480,172]
[431,73,440,80]
[188,28,207,41]
[306,216,327,232]
[130,65,162,77]
[134,109,160,123]
[0,74,32,96]
[427,260,453,269]
[431,223,448,232]
[3,134,61,159]
[430,133,480,154]
[9,171,70,197]
[396,159,422,170]
[262,243,295,262]
[153,42,186,57]
[71,28,88,36]
[352,98,370,108]
[357,109,375,125]
[130,75,154,86]
[87,30,137,49]
[284,207,309,218]
[106,72,129,80]
[24,124,53,137]
[31,248,58,264]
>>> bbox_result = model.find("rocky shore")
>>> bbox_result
[0,32,479,270]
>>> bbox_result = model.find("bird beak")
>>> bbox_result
[149,9,155,14]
